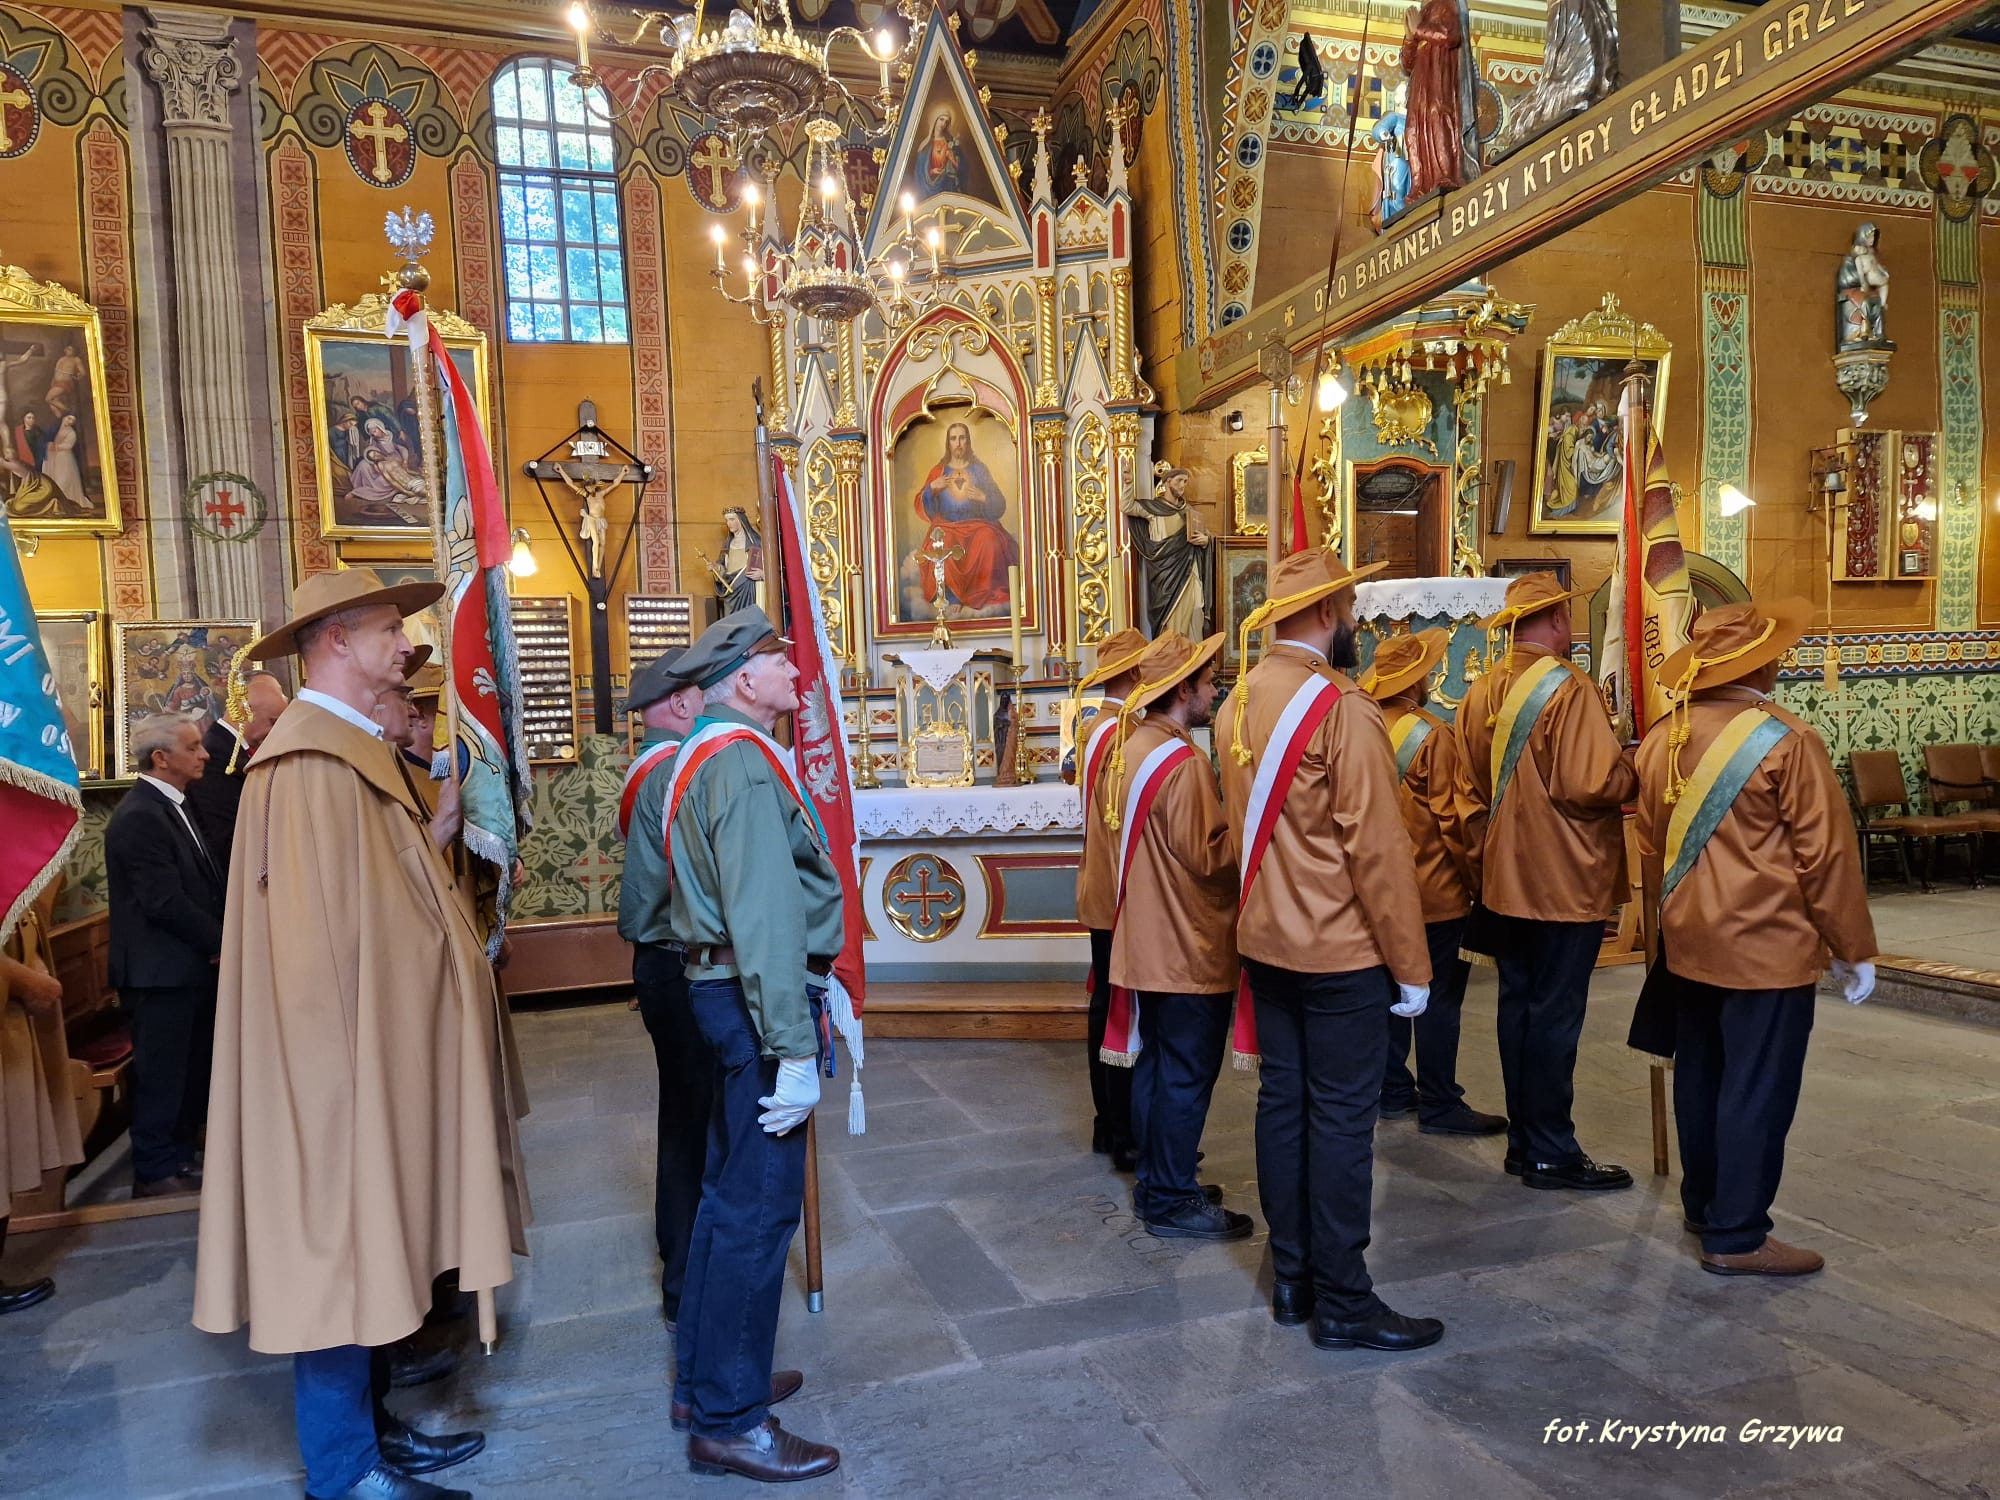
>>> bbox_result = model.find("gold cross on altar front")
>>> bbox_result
[0,83,31,151]
[352,102,407,184]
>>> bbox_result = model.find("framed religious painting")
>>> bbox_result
[112,619,260,777]
[1529,297,1670,535]
[35,609,106,780]
[305,294,490,542]
[877,399,1035,640]
[1220,543,1268,672]
[1491,556,1573,589]
[1231,448,1270,536]
[0,263,123,536]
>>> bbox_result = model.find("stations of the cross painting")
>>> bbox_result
[1174,0,1994,409]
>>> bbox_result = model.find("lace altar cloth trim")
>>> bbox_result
[1354,577,1510,622]
[890,647,980,692]
[853,783,1083,838]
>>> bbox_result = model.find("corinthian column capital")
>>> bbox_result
[142,10,242,131]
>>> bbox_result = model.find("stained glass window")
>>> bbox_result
[492,59,628,344]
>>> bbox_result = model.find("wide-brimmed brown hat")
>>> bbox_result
[1478,571,1592,630]
[1659,598,1813,693]
[399,643,434,679]
[1361,628,1450,702]
[405,662,447,704]
[251,567,445,661]
[1078,627,1151,691]
[1258,548,1388,628]
[1127,631,1226,713]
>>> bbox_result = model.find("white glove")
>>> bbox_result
[1392,983,1430,1018]
[758,1056,821,1135]
[1831,959,1875,1005]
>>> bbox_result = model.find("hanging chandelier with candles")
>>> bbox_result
[564,0,927,152]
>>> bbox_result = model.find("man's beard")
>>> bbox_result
[1329,621,1359,669]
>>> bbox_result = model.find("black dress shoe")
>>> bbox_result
[672,1369,803,1432]
[1683,1218,1707,1235]
[1270,1281,1314,1326]
[378,1413,485,1475]
[1377,1103,1416,1122]
[311,1462,470,1500]
[1091,1120,1113,1155]
[1311,1306,1445,1352]
[0,1278,55,1315]
[1520,1156,1633,1192]
[1143,1199,1253,1242]
[1131,1183,1224,1211]
[1503,1154,1524,1176]
[131,1173,200,1200]
[1111,1144,1138,1173]
[1419,1107,1509,1137]
[385,1337,457,1389]
[688,1417,839,1481]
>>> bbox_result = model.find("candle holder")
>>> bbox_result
[849,678,881,790]
[1010,665,1035,785]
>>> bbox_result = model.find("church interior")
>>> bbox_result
[6,0,2000,1494]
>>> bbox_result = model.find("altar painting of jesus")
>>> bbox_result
[889,410,1025,630]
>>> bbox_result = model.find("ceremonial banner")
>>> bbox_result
[773,455,869,1133]
[0,512,82,944]
[1600,386,1695,740]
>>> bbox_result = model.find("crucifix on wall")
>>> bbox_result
[522,400,656,734]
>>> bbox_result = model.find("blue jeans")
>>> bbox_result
[295,1345,378,1497]
[671,978,814,1439]
[1130,991,1230,1220]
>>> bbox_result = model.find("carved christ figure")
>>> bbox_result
[1487,0,1617,164]
[1400,0,1478,201]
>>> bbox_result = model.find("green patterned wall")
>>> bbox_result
[1696,169,1751,577]
[514,734,630,920]
[1778,671,2000,801]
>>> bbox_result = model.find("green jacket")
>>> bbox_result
[615,729,679,947]
[666,707,844,1059]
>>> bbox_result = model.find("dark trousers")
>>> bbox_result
[1086,928,1134,1150]
[673,978,811,1440]
[1130,991,1231,1220]
[634,943,716,1324]
[294,1345,379,1497]
[1245,959,1389,1321]
[1673,981,1816,1256]
[124,981,216,1184]
[1493,918,1601,1165]
[1383,917,1471,1122]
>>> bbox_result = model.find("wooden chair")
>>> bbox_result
[1922,743,2000,885]
[1847,750,1983,892]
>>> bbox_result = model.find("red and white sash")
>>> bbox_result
[664,719,827,855]
[1231,672,1343,1067]
[617,738,681,842]
[1080,701,1124,814]
[1098,738,1197,1066]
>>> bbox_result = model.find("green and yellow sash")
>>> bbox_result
[1388,709,1441,780]
[1488,655,1567,817]
[1662,706,1791,899]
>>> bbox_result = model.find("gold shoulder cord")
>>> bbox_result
[1662,619,1777,806]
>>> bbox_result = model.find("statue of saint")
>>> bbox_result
[1836,222,1893,352]
[1123,463,1215,639]
[1399,0,1479,201]
[1371,86,1413,231]
[707,505,764,615]
[1486,0,1617,164]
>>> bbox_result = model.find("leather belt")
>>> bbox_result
[697,944,832,979]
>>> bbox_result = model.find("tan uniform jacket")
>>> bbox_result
[1074,695,1127,931]
[1453,644,1637,922]
[1108,719,1240,995]
[194,700,529,1355]
[1381,700,1476,924]
[1636,686,1877,989]
[1215,643,1430,983]
[1,903,85,1199]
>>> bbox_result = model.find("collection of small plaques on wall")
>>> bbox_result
[1828,427,1941,584]
[509,595,580,764]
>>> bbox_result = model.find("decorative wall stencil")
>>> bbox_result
[79,118,152,619]
[1915,114,1995,221]
[1937,296,1980,630]
[272,136,334,579]
[1696,151,1752,576]
[182,470,267,543]
[293,47,459,174]
[0,62,41,157]
[514,734,628,920]
[622,168,676,592]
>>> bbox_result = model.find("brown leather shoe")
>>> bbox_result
[687,1417,838,1481]
[1700,1236,1824,1277]
[132,1173,200,1200]
[671,1370,802,1432]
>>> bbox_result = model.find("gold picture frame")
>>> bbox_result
[1231,447,1270,536]
[35,609,106,780]
[1530,295,1671,536]
[905,721,975,788]
[305,293,490,542]
[111,618,260,777]
[0,263,123,536]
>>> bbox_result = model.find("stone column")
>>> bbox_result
[140,9,265,621]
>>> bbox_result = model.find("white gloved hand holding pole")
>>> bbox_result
[1392,982,1430,1018]
[758,1056,821,1134]
[1831,959,1876,1005]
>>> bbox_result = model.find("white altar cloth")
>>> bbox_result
[1354,576,1511,622]
[852,783,1081,838]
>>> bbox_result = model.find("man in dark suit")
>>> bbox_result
[185,670,289,875]
[107,713,227,1198]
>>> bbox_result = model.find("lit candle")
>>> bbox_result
[568,2,591,69]
[1008,564,1023,671]
[901,191,915,243]
[710,222,726,272]
[744,181,761,233]
[875,28,893,92]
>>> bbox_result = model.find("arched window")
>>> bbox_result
[492,58,628,343]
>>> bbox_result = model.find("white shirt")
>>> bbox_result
[299,687,386,740]
[139,773,213,861]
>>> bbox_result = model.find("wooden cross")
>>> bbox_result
[352,102,408,184]
[0,80,31,152]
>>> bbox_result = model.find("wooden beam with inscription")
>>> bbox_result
[1173,0,1992,410]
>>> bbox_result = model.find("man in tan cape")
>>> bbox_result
[1,891,84,1313]
[194,569,527,1500]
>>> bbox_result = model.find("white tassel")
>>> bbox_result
[847,1082,865,1135]
[824,972,866,1136]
